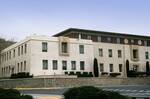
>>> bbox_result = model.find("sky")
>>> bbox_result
[0,0,150,41]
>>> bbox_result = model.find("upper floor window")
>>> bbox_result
[9,51,11,59]
[118,50,122,58]
[99,49,103,57]
[98,36,101,42]
[53,60,57,70]
[43,60,48,70]
[79,45,84,54]
[119,64,122,72]
[87,35,91,40]
[144,41,148,46]
[42,42,48,52]
[61,42,68,53]
[78,33,81,39]
[107,37,111,43]
[80,61,85,70]
[25,44,27,53]
[145,52,149,59]
[109,64,113,72]
[18,47,20,56]
[131,39,135,44]
[117,38,121,44]
[133,49,138,59]
[100,63,104,72]
[71,61,76,70]
[13,49,15,58]
[21,45,23,55]
[108,49,112,57]
[62,61,67,70]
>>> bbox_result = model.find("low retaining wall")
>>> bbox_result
[0,77,150,88]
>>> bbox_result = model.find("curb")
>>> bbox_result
[14,87,61,90]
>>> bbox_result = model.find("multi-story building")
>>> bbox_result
[54,28,150,77]
[0,35,94,78]
[0,28,150,78]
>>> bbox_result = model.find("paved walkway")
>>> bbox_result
[31,94,62,99]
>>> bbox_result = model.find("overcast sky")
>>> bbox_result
[0,0,150,41]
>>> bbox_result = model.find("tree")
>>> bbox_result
[126,60,129,77]
[93,58,99,77]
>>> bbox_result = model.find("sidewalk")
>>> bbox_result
[31,94,62,99]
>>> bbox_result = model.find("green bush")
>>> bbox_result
[63,86,128,99]
[10,72,33,79]
[0,88,33,99]
[109,73,121,77]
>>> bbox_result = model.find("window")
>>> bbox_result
[13,49,15,58]
[133,49,138,59]
[18,47,20,56]
[119,64,122,72]
[18,63,19,72]
[109,64,113,72]
[100,63,104,72]
[9,51,11,59]
[53,60,57,70]
[78,33,81,39]
[108,49,112,57]
[61,42,68,53]
[43,60,48,70]
[98,36,101,42]
[71,61,76,70]
[21,62,23,72]
[42,42,48,52]
[145,52,149,59]
[79,45,84,54]
[117,38,121,44]
[80,61,85,70]
[118,50,122,58]
[7,52,8,60]
[99,49,103,57]
[107,37,111,43]
[87,35,91,40]
[21,45,23,55]
[144,41,148,46]
[131,39,134,44]
[24,61,26,71]
[62,61,67,70]
[25,44,27,53]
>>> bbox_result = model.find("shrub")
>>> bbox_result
[101,72,108,75]
[0,88,33,99]
[63,86,128,99]
[93,58,99,77]
[68,71,75,75]
[10,72,33,79]
[109,73,121,77]
[65,72,68,75]
[76,72,81,75]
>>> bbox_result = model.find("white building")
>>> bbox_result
[0,35,94,78]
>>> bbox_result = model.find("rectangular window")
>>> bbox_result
[71,61,76,70]
[18,63,19,73]
[9,51,11,59]
[107,37,111,43]
[131,39,134,44]
[87,35,91,40]
[7,52,8,60]
[24,61,26,71]
[62,61,67,70]
[61,42,68,53]
[43,60,48,70]
[13,49,15,58]
[109,64,113,72]
[79,45,84,54]
[21,62,23,72]
[119,64,122,72]
[100,63,104,72]
[108,49,112,57]
[53,60,57,70]
[21,45,23,55]
[133,49,138,59]
[118,50,122,58]
[145,52,149,59]
[25,44,27,53]
[99,49,103,57]
[18,47,20,56]
[98,36,101,42]
[144,41,148,46]
[78,33,81,39]
[42,42,48,52]
[80,61,85,70]
[117,38,121,44]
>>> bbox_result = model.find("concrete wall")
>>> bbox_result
[0,77,150,88]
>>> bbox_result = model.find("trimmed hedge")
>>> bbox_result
[63,86,128,99]
[10,72,33,79]
[0,88,33,99]
[109,73,121,77]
